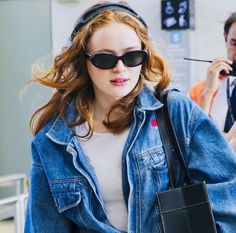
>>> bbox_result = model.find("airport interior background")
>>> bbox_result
[0,0,236,232]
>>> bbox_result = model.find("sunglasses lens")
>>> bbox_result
[91,54,117,69]
[123,51,147,67]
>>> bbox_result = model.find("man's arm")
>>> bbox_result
[190,58,232,114]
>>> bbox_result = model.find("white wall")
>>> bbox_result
[0,0,51,177]
[51,0,236,90]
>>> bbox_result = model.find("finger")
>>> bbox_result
[212,58,233,65]
[213,62,233,74]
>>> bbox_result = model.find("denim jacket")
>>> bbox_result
[25,86,236,233]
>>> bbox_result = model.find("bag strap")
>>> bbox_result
[155,89,192,188]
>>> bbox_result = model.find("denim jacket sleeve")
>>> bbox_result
[24,143,78,233]
[168,91,236,233]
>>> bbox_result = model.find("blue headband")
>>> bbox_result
[67,3,148,47]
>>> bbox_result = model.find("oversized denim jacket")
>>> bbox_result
[25,86,236,233]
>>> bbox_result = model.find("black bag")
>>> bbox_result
[155,90,217,233]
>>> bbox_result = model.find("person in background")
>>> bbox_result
[25,1,236,232]
[226,121,236,150]
[190,12,236,133]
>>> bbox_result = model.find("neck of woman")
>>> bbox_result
[92,99,120,133]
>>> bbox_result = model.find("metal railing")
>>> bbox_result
[0,174,28,233]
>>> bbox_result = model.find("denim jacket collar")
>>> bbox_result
[45,85,163,145]
[136,85,162,111]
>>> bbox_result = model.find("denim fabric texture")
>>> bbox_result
[25,86,236,233]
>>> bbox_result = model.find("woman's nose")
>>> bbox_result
[113,59,127,72]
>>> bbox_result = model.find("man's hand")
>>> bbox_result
[198,58,233,113]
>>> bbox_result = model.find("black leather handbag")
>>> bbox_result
[155,90,217,233]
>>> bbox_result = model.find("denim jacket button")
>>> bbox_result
[67,147,74,154]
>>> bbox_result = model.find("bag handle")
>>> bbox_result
[155,89,192,188]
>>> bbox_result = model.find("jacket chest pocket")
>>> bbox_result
[49,178,110,229]
[134,146,170,192]
[135,146,167,170]
[49,178,86,213]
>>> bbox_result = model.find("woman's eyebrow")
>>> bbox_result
[94,46,141,54]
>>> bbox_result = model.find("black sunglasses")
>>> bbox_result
[85,50,147,69]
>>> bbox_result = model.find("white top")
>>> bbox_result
[76,123,129,231]
[210,76,236,131]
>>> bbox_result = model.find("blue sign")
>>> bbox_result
[161,0,190,30]
[170,32,181,44]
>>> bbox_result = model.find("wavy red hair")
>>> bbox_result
[30,2,171,137]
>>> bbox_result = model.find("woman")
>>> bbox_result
[25,1,236,233]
